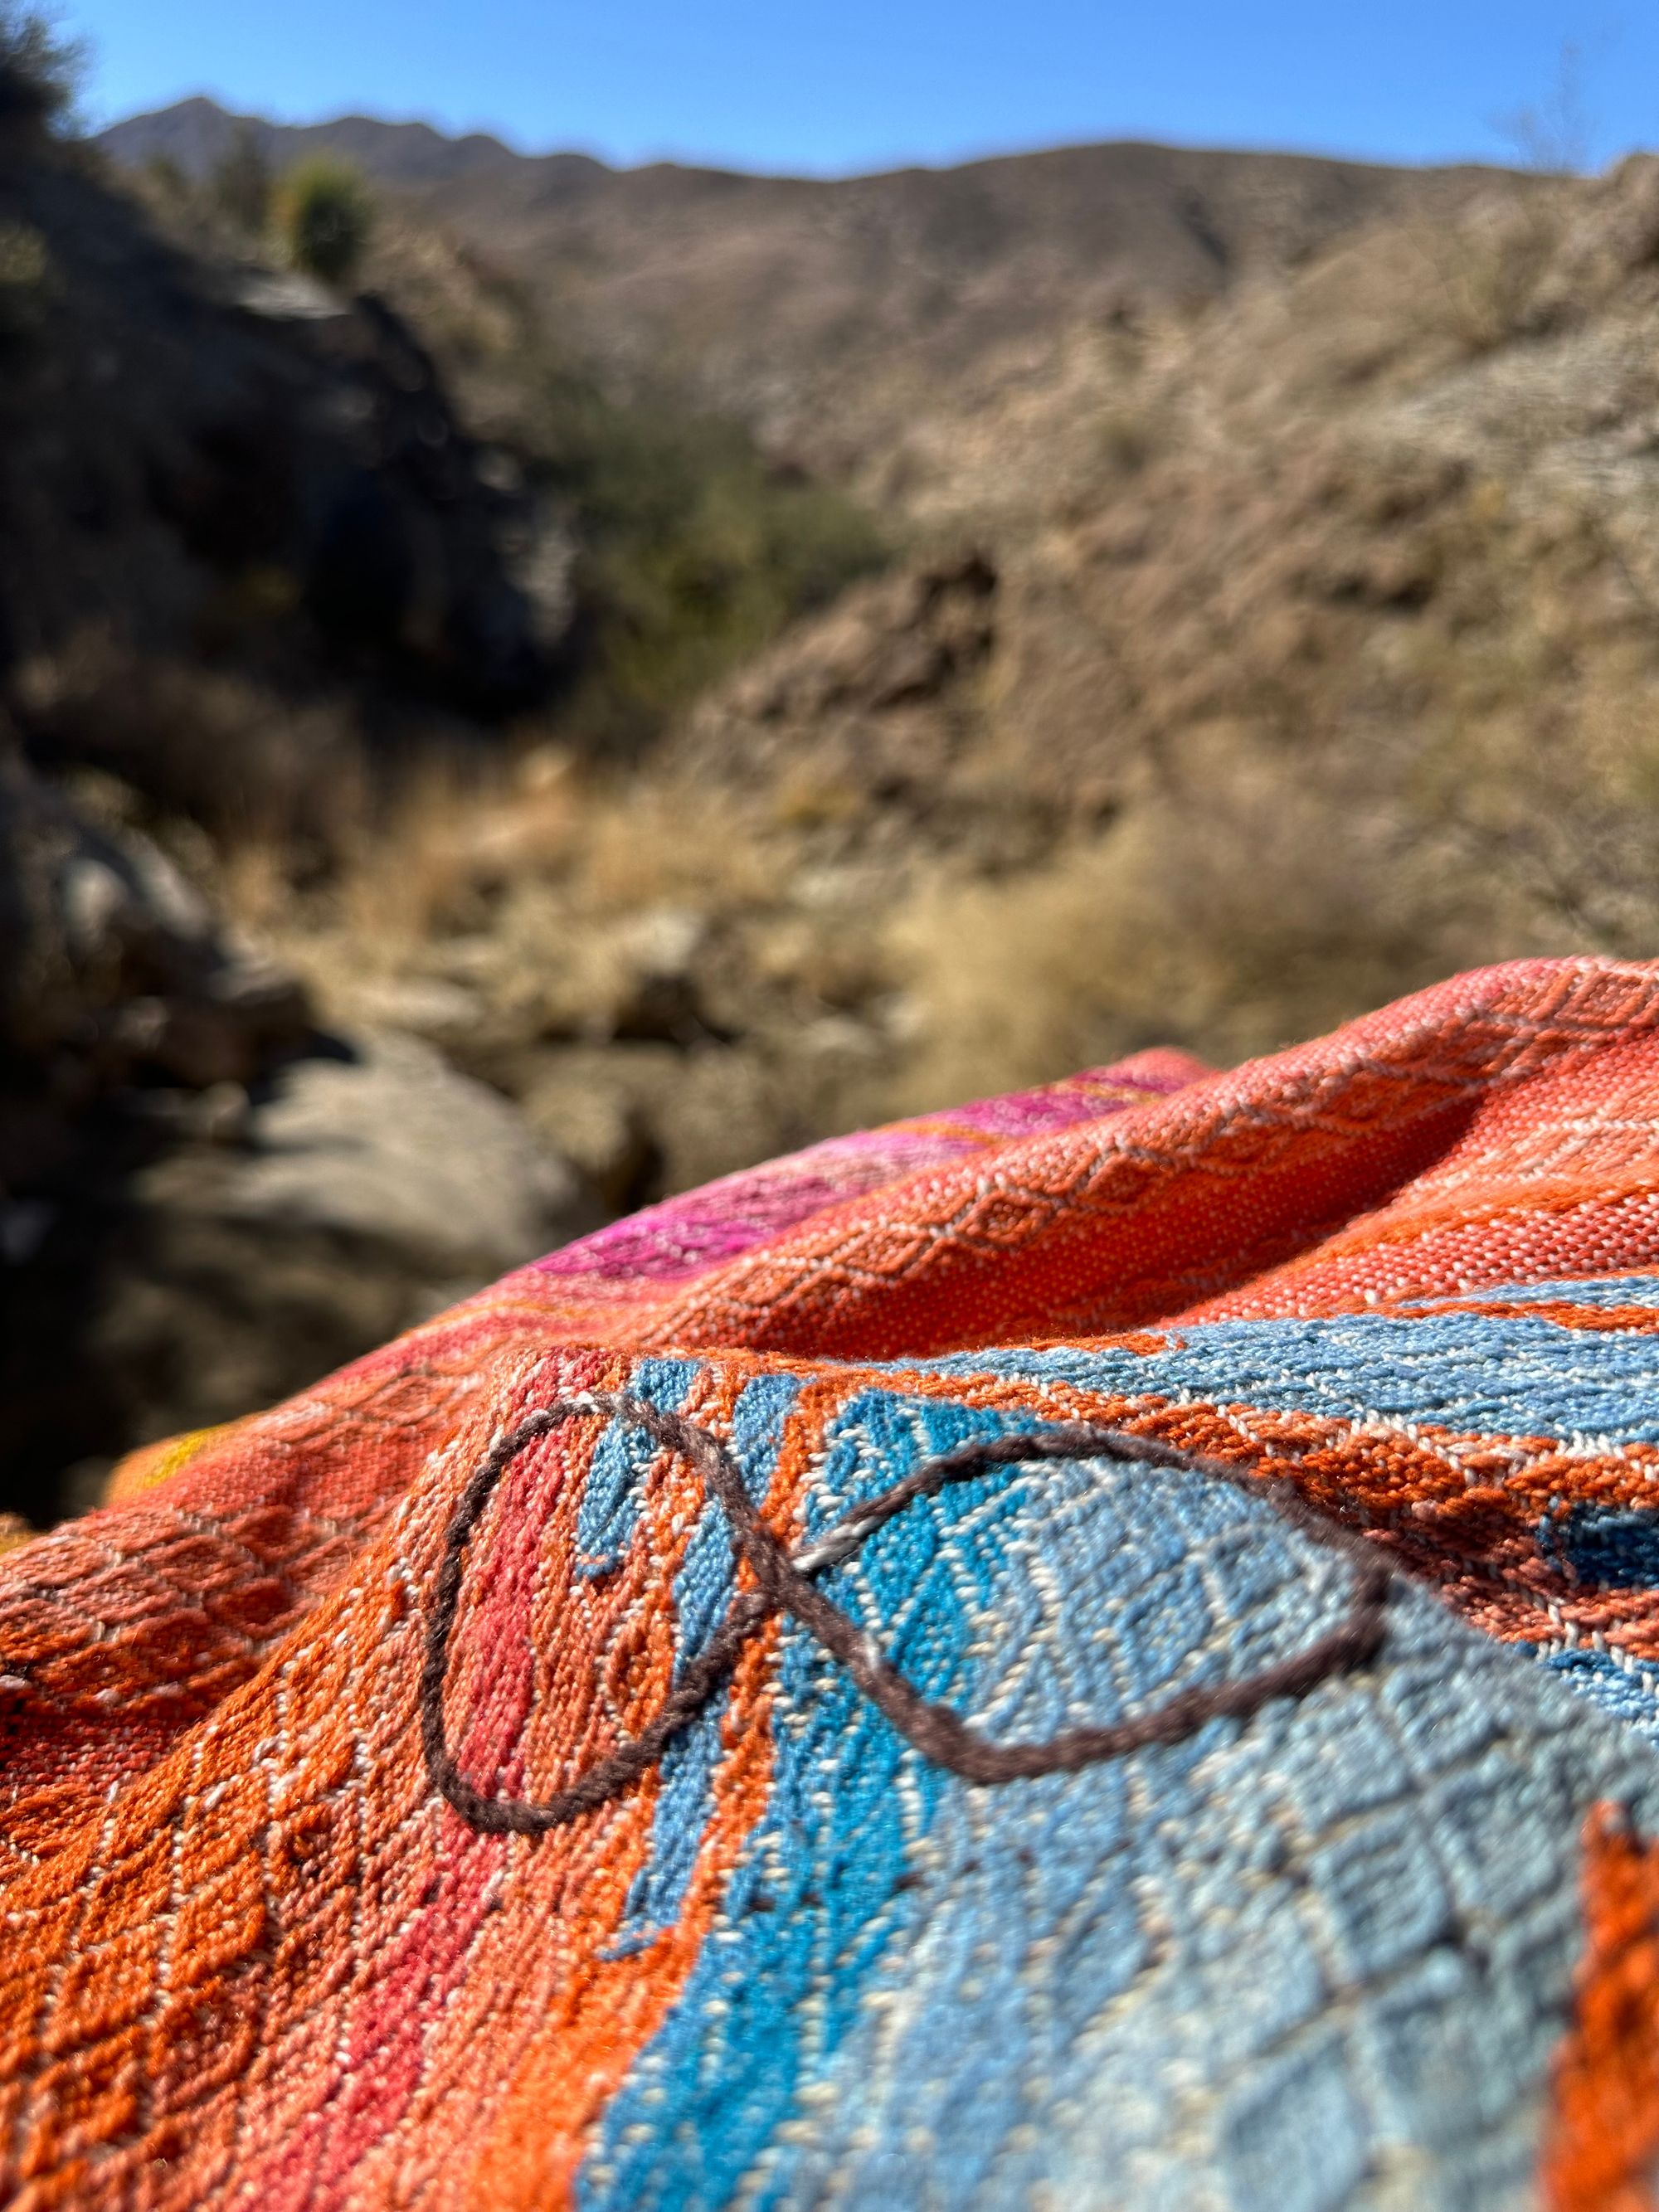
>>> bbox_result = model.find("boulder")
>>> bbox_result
[198,1028,595,1278]
[88,1029,603,1456]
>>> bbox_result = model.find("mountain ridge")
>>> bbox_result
[99,93,1515,192]
[98,100,1516,484]
[98,95,534,187]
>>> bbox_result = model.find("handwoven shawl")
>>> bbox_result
[7,955,1659,2210]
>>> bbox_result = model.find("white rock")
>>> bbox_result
[221,1029,596,1274]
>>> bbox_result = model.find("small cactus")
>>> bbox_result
[276,158,372,290]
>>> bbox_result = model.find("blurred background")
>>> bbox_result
[0,1,1650,1520]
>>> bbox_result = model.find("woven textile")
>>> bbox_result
[11,958,1659,2205]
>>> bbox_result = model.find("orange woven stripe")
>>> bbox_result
[1545,1807,1659,2212]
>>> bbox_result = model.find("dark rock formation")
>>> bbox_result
[0,121,556,831]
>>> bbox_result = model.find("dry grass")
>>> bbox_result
[215,744,578,956]
[569,776,776,914]
[328,760,504,956]
[883,761,1459,1114]
[219,741,781,1024]
[1406,189,1566,358]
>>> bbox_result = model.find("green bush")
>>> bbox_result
[0,2,82,130]
[275,157,372,289]
[530,370,889,748]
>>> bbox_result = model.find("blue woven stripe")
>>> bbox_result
[616,1371,804,1943]
[574,1357,700,1578]
[578,1384,1659,2209]
[929,1291,1659,1446]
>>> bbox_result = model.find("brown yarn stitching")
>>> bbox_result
[421,1393,1391,1835]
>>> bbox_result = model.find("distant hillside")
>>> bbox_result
[99,95,533,190]
[99,101,1513,482]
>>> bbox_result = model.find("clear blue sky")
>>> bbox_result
[70,0,1639,177]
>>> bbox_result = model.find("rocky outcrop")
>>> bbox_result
[0,126,559,831]
[0,751,593,1524]
[666,550,1001,837]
